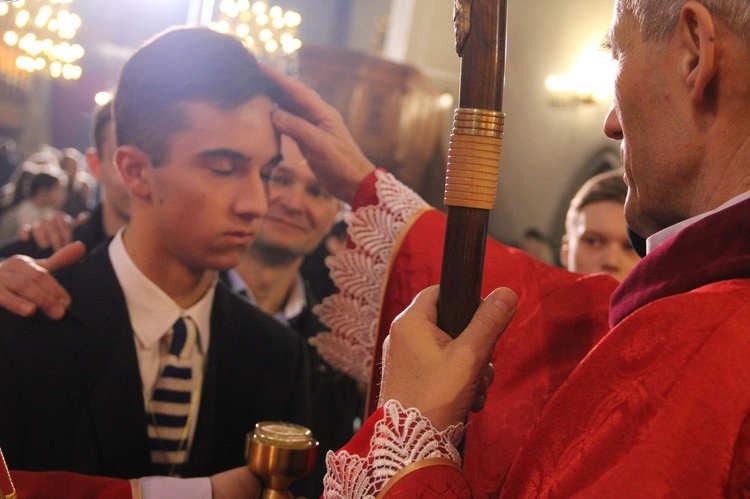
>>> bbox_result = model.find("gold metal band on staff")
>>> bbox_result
[445,108,505,210]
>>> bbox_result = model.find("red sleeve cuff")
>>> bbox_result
[335,406,385,458]
[11,471,135,499]
[350,168,385,211]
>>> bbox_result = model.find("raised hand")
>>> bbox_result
[261,63,375,204]
[18,210,88,251]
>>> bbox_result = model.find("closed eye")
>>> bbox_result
[198,149,252,176]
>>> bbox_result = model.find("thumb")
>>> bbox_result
[39,241,87,273]
[455,287,517,359]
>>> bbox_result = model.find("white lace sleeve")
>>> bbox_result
[322,399,465,498]
[311,170,429,386]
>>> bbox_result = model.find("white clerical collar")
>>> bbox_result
[109,227,214,353]
[646,190,750,254]
[226,267,307,325]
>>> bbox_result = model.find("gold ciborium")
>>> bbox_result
[245,421,319,499]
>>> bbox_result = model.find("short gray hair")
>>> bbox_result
[618,0,750,43]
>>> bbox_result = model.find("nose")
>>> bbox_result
[603,103,623,141]
[268,177,307,216]
[235,172,268,219]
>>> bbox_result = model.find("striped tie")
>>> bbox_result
[147,317,197,476]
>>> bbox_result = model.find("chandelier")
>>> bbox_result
[0,0,84,82]
[208,0,301,67]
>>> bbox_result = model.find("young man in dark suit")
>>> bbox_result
[0,25,311,493]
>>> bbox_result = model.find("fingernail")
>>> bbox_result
[491,288,517,313]
[19,303,35,316]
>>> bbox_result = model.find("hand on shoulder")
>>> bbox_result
[0,241,85,319]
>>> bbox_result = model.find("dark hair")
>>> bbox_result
[29,172,62,197]
[91,101,114,159]
[113,26,280,167]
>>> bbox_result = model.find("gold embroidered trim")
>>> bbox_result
[375,457,463,498]
[129,478,143,499]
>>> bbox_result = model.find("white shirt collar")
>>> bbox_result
[226,267,306,325]
[646,190,750,254]
[109,227,214,353]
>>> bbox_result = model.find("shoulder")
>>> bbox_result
[53,240,112,283]
[627,278,750,326]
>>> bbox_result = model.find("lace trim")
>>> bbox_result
[322,399,464,498]
[311,170,428,386]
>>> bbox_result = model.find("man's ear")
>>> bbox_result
[559,235,570,269]
[680,1,717,103]
[115,146,152,200]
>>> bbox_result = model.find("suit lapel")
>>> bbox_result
[185,288,223,475]
[63,245,152,477]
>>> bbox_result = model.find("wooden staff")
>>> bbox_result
[438,0,508,337]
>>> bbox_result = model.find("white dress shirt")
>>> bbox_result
[225,267,307,325]
[109,228,216,499]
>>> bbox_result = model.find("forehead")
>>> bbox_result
[577,200,627,229]
[174,97,278,153]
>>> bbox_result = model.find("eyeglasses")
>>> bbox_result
[261,167,333,201]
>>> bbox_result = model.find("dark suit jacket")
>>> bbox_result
[289,280,362,497]
[0,242,311,479]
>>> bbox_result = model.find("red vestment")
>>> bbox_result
[316,171,615,496]
[502,194,750,497]
[10,471,135,499]
[2,429,133,499]
[1,446,134,499]
[319,171,750,497]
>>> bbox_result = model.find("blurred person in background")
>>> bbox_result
[0,103,124,262]
[560,169,640,282]
[60,146,97,217]
[0,137,20,188]
[0,165,67,245]
[225,135,361,496]
[519,227,555,265]
[0,148,61,216]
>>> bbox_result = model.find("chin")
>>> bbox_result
[205,250,244,271]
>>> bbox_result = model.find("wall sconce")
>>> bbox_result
[545,40,615,107]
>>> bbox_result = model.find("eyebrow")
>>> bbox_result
[197,148,251,162]
[197,149,283,168]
